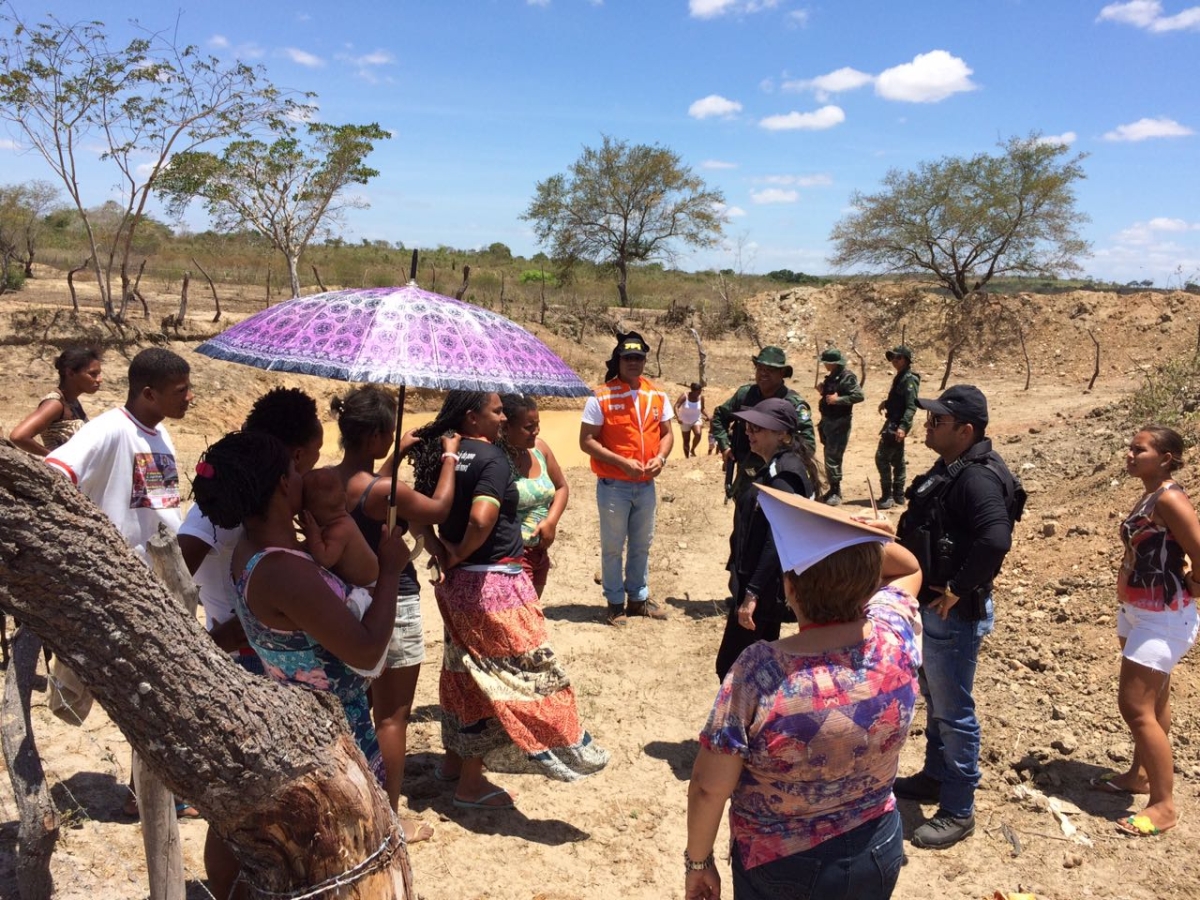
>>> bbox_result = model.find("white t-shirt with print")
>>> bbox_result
[178,504,241,631]
[47,407,183,561]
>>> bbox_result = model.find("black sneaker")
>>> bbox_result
[912,811,975,849]
[892,772,942,803]
[823,493,842,507]
[878,497,895,510]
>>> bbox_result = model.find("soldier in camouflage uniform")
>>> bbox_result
[876,345,920,509]
[816,348,864,506]
[710,347,815,502]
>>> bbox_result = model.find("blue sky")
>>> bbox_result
[2,0,1198,285]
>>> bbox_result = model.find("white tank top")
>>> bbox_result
[677,396,703,427]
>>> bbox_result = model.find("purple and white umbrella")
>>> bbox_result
[196,284,592,398]
[196,281,591,520]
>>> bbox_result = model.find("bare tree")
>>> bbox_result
[0,12,291,318]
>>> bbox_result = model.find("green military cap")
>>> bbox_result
[752,346,793,377]
[819,348,846,365]
[885,345,913,362]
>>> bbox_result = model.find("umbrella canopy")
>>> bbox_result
[195,284,593,398]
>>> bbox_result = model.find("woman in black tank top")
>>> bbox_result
[330,386,459,841]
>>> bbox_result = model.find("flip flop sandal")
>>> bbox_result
[452,788,515,810]
[175,802,201,819]
[1089,773,1138,795]
[1116,815,1165,837]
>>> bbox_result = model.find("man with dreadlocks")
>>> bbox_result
[406,391,608,810]
[579,332,675,627]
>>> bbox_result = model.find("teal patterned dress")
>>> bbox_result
[234,546,385,784]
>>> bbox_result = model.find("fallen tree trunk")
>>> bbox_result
[0,442,412,898]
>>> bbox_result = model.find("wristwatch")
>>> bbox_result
[684,850,714,872]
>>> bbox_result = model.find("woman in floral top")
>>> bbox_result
[1101,426,1200,837]
[686,495,922,900]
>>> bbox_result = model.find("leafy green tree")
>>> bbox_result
[0,12,290,318]
[830,135,1090,299]
[158,121,390,297]
[523,135,725,306]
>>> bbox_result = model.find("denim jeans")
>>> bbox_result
[917,596,994,818]
[731,808,904,900]
[595,477,657,607]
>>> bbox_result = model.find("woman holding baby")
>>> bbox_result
[328,386,459,839]
[192,428,411,898]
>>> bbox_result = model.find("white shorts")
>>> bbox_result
[384,594,425,668]
[1118,602,1199,673]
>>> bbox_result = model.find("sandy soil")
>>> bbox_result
[1,277,1199,899]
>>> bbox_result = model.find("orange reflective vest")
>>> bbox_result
[590,376,670,482]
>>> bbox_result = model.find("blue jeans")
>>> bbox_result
[731,808,903,900]
[595,477,657,607]
[917,596,994,818]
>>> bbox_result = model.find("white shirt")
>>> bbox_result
[47,407,182,561]
[178,504,241,630]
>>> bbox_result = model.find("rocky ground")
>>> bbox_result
[1,274,1199,899]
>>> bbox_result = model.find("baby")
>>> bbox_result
[301,467,379,588]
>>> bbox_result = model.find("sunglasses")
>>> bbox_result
[744,422,783,434]
[924,414,959,429]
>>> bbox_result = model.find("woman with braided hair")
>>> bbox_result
[192,430,410,898]
[407,390,608,810]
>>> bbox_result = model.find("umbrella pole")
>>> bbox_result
[386,384,406,531]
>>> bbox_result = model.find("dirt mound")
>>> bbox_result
[4,278,1200,899]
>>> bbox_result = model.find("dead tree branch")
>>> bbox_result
[190,257,222,322]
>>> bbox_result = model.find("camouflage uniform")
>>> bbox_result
[816,349,864,502]
[711,347,815,502]
[876,346,921,508]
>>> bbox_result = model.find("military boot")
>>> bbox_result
[878,478,894,509]
[822,484,842,507]
[892,482,906,507]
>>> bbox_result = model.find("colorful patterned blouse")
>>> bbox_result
[515,447,555,547]
[1120,482,1192,612]
[699,586,920,869]
[234,547,385,785]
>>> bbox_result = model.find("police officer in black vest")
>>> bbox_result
[893,385,1023,850]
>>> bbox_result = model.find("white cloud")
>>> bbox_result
[1104,116,1194,141]
[296,12,312,23]
[759,105,845,131]
[689,94,743,119]
[751,188,799,204]
[701,159,738,170]
[784,66,873,101]
[759,173,833,187]
[527,0,551,6]
[689,0,779,19]
[208,34,230,49]
[786,9,810,26]
[1097,1,1200,32]
[0,138,21,151]
[1114,217,1199,245]
[1036,131,1077,146]
[875,50,977,103]
[282,47,325,68]
[713,201,747,219]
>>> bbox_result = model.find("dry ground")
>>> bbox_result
[1,274,1199,899]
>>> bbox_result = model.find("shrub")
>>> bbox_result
[1128,355,1200,444]
[2,265,26,292]
[520,269,559,287]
